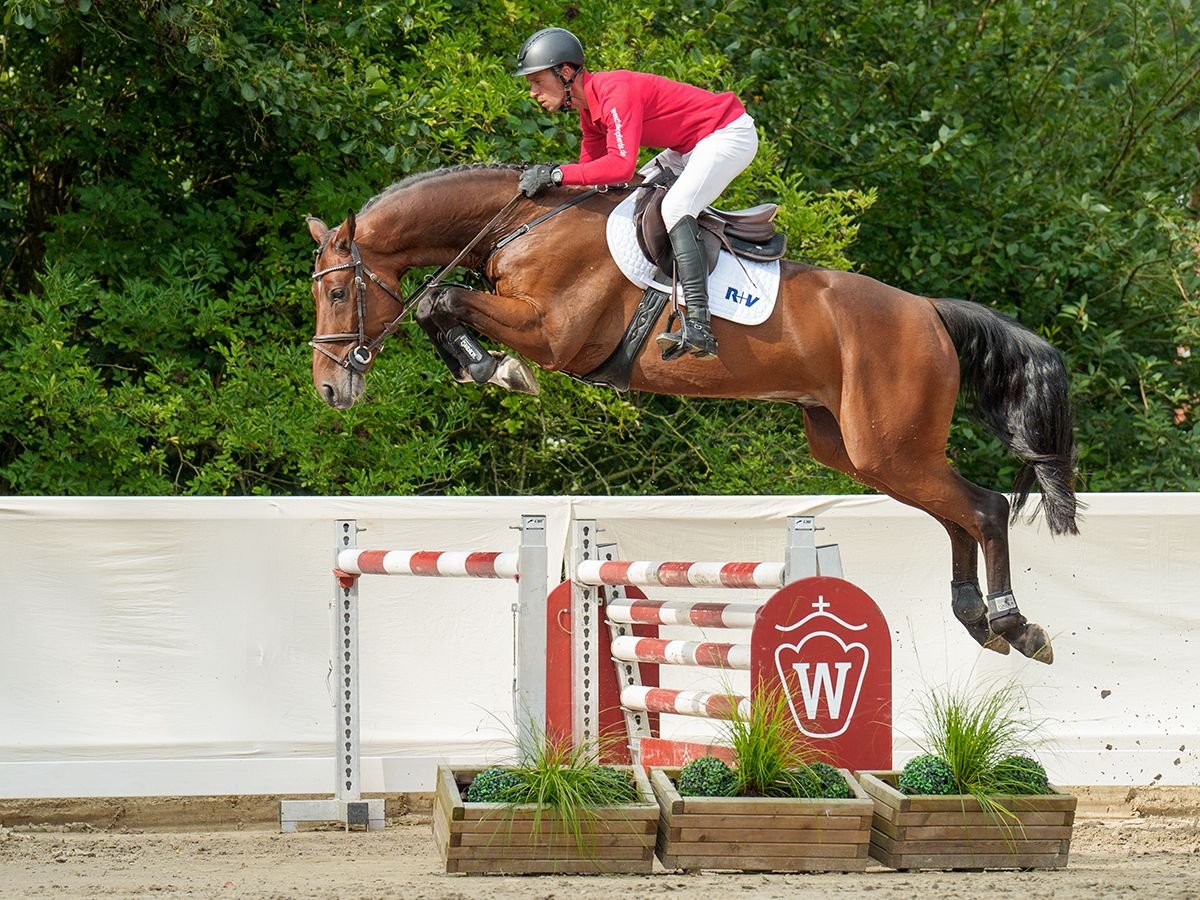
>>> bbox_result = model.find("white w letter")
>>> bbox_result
[793,662,852,720]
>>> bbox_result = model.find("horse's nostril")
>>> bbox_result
[320,383,337,404]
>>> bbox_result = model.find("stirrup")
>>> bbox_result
[656,317,717,361]
[655,311,685,359]
[656,329,687,361]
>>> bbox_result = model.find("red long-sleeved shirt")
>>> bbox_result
[556,70,746,187]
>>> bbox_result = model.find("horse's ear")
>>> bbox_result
[345,208,357,245]
[307,216,329,244]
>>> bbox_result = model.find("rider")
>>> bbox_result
[514,27,759,361]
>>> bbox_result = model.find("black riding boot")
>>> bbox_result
[655,215,718,360]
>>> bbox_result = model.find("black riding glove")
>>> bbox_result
[519,164,562,198]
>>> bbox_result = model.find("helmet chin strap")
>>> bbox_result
[553,65,579,111]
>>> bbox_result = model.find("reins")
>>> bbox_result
[310,184,633,373]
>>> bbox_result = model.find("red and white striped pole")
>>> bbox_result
[606,597,762,630]
[576,559,784,589]
[335,548,519,579]
[610,635,750,670]
[621,686,751,721]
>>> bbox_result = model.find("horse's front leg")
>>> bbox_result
[413,290,473,384]
[422,286,540,395]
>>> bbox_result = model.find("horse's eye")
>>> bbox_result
[330,287,346,302]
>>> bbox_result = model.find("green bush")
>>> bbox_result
[677,756,737,797]
[992,754,1051,795]
[807,761,852,800]
[898,754,957,796]
[465,766,526,803]
[4,0,1196,495]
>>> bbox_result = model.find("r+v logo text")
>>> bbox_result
[724,286,760,306]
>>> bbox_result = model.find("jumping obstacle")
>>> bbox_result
[281,513,892,831]
[546,517,893,771]
[279,516,548,832]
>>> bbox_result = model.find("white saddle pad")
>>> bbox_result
[605,191,779,326]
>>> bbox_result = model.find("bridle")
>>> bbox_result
[309,182,620,374]
[309,241,409,373]
[309,193,526,375]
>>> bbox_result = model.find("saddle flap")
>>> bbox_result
[633,186,670,269]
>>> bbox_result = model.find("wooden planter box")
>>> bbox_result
[650,767,874,873]
[431,765,659,875]
[858,770,1077,870]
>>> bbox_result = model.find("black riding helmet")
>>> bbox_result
[514,27,585,76]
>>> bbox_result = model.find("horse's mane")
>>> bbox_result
[359,163,523,215]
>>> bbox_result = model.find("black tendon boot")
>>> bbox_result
[655,215,718,360]
[443,325,499,383]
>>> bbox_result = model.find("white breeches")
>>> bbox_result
[648,113,759,231]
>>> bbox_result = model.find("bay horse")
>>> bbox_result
[307,163,1078,664]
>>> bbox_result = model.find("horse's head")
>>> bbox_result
[308,210,407,409]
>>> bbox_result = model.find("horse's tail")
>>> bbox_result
[931,297,1079,536]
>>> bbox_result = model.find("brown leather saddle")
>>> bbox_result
[634,184,788,274]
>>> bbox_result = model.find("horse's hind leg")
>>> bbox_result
[804,408,1009,655]
[876,464,1052,663]
[945,527,1010,655]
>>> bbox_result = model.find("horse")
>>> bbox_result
[307,163,1078,664]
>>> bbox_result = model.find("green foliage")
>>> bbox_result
[503,730,643,853]
[677,756,737,797]
[464,766,525,803]
[720,0,1200,489]
[806,761,853,800]
[898,754,958,796]
[912,681,1055,819]
[722,683,849,799]
[2,0,1197,494]
[993,754,1052,796]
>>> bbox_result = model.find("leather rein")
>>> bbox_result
[309,186,610,374]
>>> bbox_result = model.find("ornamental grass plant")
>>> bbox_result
[470,723,645,855]
[681,682,851,799]
[910,680,1055,822]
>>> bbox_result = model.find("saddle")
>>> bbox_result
[634,182,788,274]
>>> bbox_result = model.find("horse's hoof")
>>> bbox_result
[1005,622,1054,664]
[959,617,1011,655]
[489,353,540,395]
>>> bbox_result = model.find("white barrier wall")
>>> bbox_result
[1,494,1197,796]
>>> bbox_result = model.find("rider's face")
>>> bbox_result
[525,67,573,112]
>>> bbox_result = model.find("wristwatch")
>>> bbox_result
[551,166,563,185]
